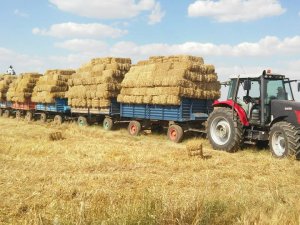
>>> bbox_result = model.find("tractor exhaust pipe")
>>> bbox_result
[261,71,266,126]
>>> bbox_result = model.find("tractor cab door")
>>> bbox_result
[264,79,292,123]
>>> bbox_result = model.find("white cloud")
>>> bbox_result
[148,2,165,25]
[107,36,300,60]
[188,0,286,22]
[0,47,44,73]
[32,22,127,39]
[14,9,29,18]
[49,0,164,24]
[54,39,108,53]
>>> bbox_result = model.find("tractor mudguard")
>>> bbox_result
[213,100,249,126]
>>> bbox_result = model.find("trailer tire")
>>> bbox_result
[40,113,47,123]
[78,116,88,126]
[3,109,10,118]
[128,121,141,136]
[53,115,63,125]
[103,117,113,131]
[15,110,22,120]
[25,111,33,122]
[207,107,243,152]
[167,124,184,143]
[270,121,300,159]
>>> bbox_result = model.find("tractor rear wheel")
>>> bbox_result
[270,121,300,159]
[207,107,243,152]
[128,121,141,136]
[167,124,184,143]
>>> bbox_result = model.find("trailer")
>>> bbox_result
[71,98,120,126]
[35,98,71,124]
[10,100,36,121]
[108,98,214,142]
[0,101,13,117]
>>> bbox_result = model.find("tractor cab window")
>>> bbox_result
[265,79,288,104]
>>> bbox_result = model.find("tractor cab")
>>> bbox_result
[208,70,300,159]
[226,70,295,126]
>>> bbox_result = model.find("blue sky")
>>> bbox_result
[0,0,300,97]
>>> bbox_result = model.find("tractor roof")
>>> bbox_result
[229,71,286,80]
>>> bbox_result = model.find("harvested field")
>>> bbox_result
[0,118,299,224]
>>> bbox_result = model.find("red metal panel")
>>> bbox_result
[213,100,250,126]
[12,100,36,110]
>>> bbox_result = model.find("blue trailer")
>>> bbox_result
[105,98,214,143]
[70,98,120,126]
[34,98,71,124]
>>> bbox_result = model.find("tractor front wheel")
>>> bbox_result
[270,122,300,159]
[207,108,243,152]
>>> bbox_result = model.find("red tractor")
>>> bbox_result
[207,70,300,159]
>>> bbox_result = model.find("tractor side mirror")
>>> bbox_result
[244,80,251,91]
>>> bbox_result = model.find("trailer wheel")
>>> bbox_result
[25,111,33,122]
[53,115,63,125]
[270,122,300,159]
[78,116,88,126]
[167,124,184,143]
[103,117,113,131]
[40,113,47,123]
[3,109,10,118]
[207,107,243,152]
[15,110,22,120]
[0,109,3,117]
[128,121,141,136]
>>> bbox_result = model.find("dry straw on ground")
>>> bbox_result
[32,69,75,103]
[66,57,131,108]
[0,118,299,225]
[6,73,42,102]
[118,55,221,105]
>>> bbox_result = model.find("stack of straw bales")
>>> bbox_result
[66,57,131,108]
[32,69,75,103]
[117,55,221,105]
[0,74,16,101]
[7,73,42,102]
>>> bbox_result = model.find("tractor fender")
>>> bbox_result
[213,100,249,126]
[270,116,287,128]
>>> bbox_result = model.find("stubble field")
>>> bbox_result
[0,117,299,225]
